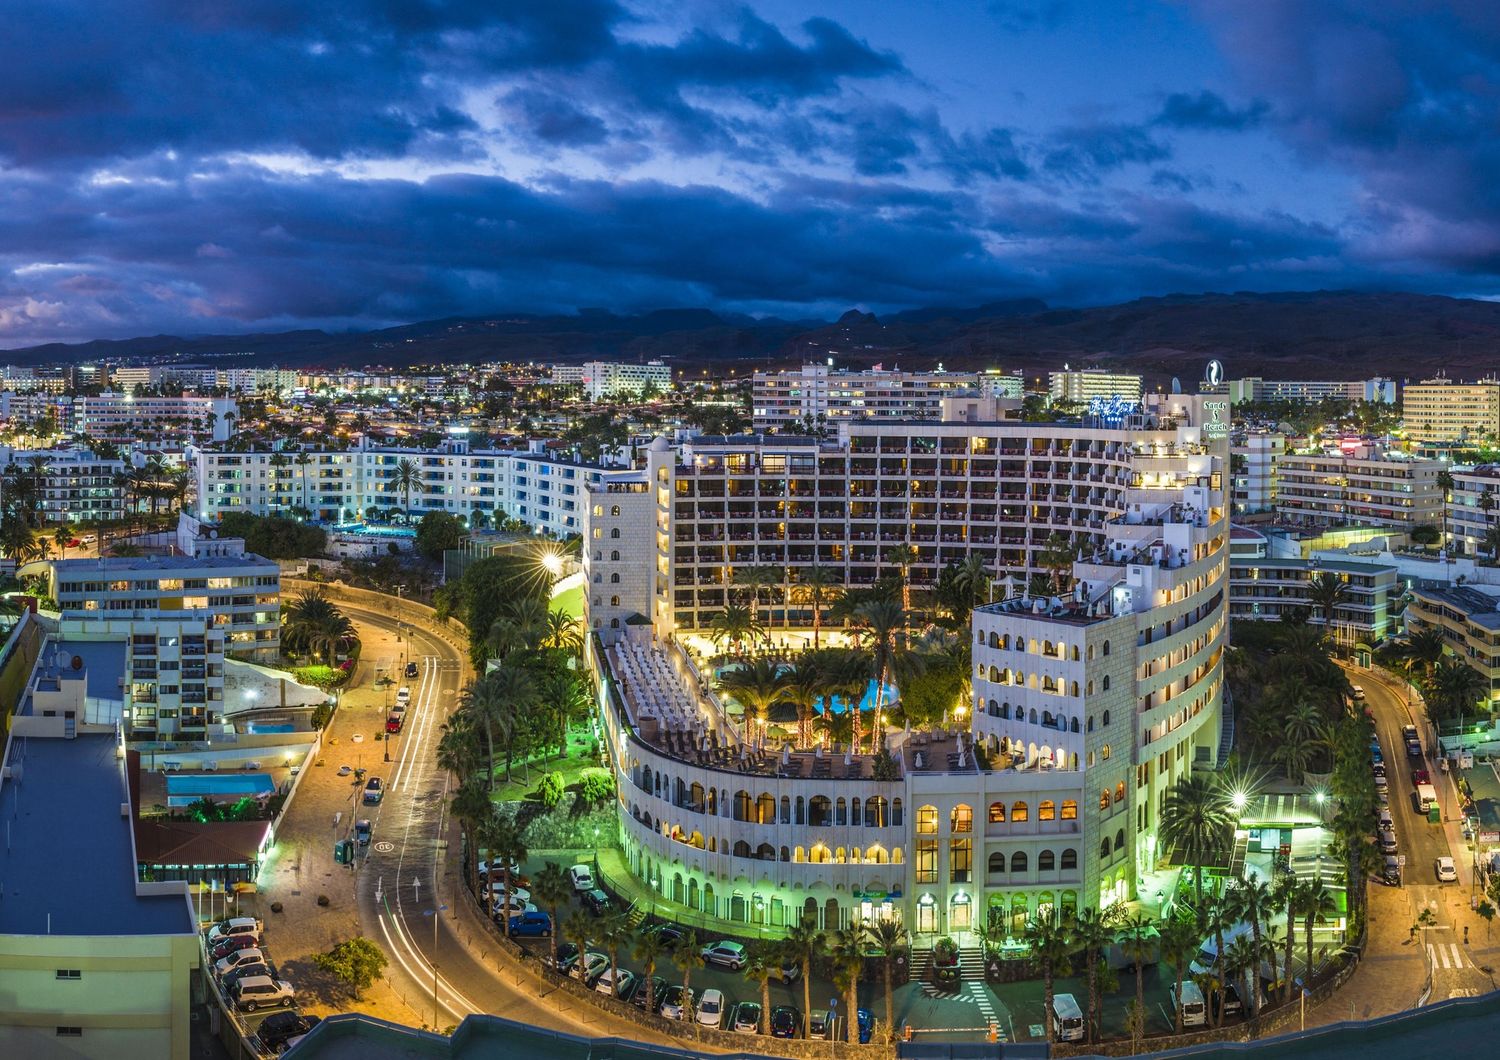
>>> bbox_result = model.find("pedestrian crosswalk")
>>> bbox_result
[1428,942,1466,970]
[965,983,1005,1039]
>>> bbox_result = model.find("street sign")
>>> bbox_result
[1398,855,1407,866]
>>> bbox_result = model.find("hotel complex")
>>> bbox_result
[750,365,1002,431]
[582,390,1229,935]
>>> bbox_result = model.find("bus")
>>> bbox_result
[1051,993,1085,1042]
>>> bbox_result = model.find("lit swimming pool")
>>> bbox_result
[244,722,294,734]
[166,774,275,798]
[332,523,416,538]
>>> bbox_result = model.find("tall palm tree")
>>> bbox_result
[391,456,421,521]
[782,656,830,749]
[1305,572,1348,639]
[51,524,71,560]
[1437,467,1455,548]
[1024,915,1074,1044]
[791,564,842,647]
[457,674,515,790]
[632,929,668,1015]
[1072,908,1111,1042]
[708,604,765,658]
[715,657,791,743]
[1298,877,1338,991]
[850,598,911,754]
[1276,875,1299,1004]
[671,929,705,1023]
[478,662,535,781]
[732,564,784,625]
[448,777,493,894]
[883,544,919,614]
[1037,532,1076,593]
[530,862,571,970]
[1117,914,1157,1034]
[1160,774,1237,910]
[866,917,908,1042]
[831,923,866,1043]
[785,915,825,1039]
[1223,933,1260,1023]
[1158,916,1199,1034]
[541,609,584,656]
[1228,877,1276,1017]
[596,910,632,998]
[476,811,526,920]
[944,553,993,628]
[744,940,781,1035]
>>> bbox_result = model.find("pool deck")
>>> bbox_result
[139,763,293,811]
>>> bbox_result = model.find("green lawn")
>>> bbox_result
[551,583,583,622]
[488,723,601,803]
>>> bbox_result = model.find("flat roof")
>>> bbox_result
[1229,558,1397,576]
[0,734,193,936]
[1412,585,1500,628]
[52,553,276,573]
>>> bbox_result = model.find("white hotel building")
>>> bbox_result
[583,391,1229,936]
[190,437,634,538]
[751,364,991,431]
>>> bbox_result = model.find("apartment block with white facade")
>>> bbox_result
[1228,556,1398,640]
[1404,377,1500,445]
[1048,369,1143,404]
[580,360,671,400]
[1220,377,1396,404]
[1229,432,1284,515]
[191,437,631,538]
[752,364,985,430]
[1275,448,1442,531]
[581,469,657,639]
[77,393,238,442]
[0,446,127,524]
[589,391,1228,937]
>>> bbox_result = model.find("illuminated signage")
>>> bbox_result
[1203,400,1229,440]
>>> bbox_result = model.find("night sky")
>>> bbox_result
[3,1,1499,344]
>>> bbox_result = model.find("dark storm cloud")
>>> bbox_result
[1155,90,1269,130]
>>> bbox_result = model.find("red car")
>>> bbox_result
[1412,769,1431,786]
[385,712,403,734]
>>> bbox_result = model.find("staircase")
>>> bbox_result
[1228,833,1249,881]
[1217,689,1235,766]
[909,945,985,985]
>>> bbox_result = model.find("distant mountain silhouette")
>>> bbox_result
[10,290,1500,382]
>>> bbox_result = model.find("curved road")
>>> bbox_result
[331,596,695,1046]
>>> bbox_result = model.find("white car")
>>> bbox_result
[697,988,726,1028]
[215,947,265,978]
[477,858,519,880]
[1436,856,1458,882]
[396,686,412,705]
[659,985,692,1021]
[487,882,531,906]
[569,864,595,892]
[568,951,609,985]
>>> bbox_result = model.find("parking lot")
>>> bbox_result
[202,915,323,1056]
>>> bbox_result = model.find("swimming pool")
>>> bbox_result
[166,774,276,798]
[332,523,416,538]
[244,722,294,734]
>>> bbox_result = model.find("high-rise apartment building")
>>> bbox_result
[0,447,127,524]
[1047,369,1143,404]
[579,360,671,400]
[751,364,986,430]
[1275,449,1442,531]
[1229,432,1284,515]
[1221,377,1396,404]
[1404,377,1500,444]
[583,390,1228,934]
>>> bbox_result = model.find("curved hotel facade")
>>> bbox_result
[583,391,1229,939]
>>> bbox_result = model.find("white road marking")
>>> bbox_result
[1450,943,1463,969]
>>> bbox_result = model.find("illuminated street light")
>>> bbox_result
[1230,789,1248,811]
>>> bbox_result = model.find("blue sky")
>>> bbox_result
[0,1,1497,345]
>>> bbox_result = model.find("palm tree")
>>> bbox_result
[1228,877,1276,1017]
[866,917,908,1042]
[671,929,705,1023]
[457,674,515,790]
[1072,908,1111,1042]
[1037,532,1076,593]
[850,598,911,754]
[791,564,842,647]
[785,915,825,1039]
[1305,572,1348,640]
[531,862,572,970]
[541,609,584,656]
[1223,933,1260,1024]
[448,777,493,893]
[1024,915,1074,1043]
[732,564,784,625]
[831,924,866,1043]
[944,553,992,628]
[1276,876,1298,1004]
[1117,914,1157,1034]
[1160,774,1237,910]
[478,662,536,781]
[744,941,780,1035]
[1483,523,1500,563]
[715,657,790,743]
[391,456,421,521]
[782,656,829,749]
[883,544,919,613]
[632,929,667,1013]
[51,524,71,560]
[1158,916,1199,1034]
[476,812,526,920]
[1438,467,1455,548]
[1298,877,1338,991]
[436,716,482,785]
[708,604,765,658]
[596,910,632,998]
[1432,656,1490,724]
[562,914,596,975]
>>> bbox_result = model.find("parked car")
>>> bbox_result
[770,1005,800,1038]
[491,899,538,922]
[215,947,266,978]
[633,975,668,1013]
[477,858,520,880]
[210,934,261,962]
[778,958,801,984]
[809,1009,833,1040]
[1371,762,1387,780]
[386,712,404,734]
[857,1008,874,1044]
[731,1001,763,1034]
[207,916,261,944]
[1383,855,1401,886]
[659,985,693,1021]
[396,686,411,706]
[354,819,372,846]
[1436,856,1458,882]
[595,967,637,999]
[1351,684,1366,700]
[487,882,532,906]
[550,943,580,974]
[1377,808,1394,829]
[569,951,610,986]
[581,888,611,916]
[697,988,726,1028]
[701,939,747,970]
[221,963,273,994]
[233,975,294,1012]
[507,911,553,937]
[1412,768,1431,786]
[1378,829,1398,855]
[650,923,686,947]
[404,661,420,678]
[568,864,595,891]
[362,776,383,804]
[256,1011,321,1055]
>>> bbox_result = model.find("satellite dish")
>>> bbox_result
[71,655,83,671]
[209,529,219,539]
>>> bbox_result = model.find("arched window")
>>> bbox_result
[1114,829,1126,852]
[1071,645,1081,661]
[1010,851,1028,873]
[1061,800,1078,820]
[1087,715,1094,732]
[1115,782,1126,804]
[733,840,751,858]
[610,573,620,583]
[1102,709,1111,725]
[1061,849,1078,870]
[1101,744,1112,761]
[950,804,973,833]
[865,797,887,827]
[1100,839,1111,859]
[988,631,999,648]
[1103,640,1111,656]
[1038,800,1056,821]
[1099,790,1112,810]
[1102,676,1111,691]
[611,549,620,561]
[610,528,620,538]
[893,799,904,826]
[610,596,619,606]
[988,801,1006,823]
[916,805,939,834]
[988,665,1000,681]
[1011,801,1029,822]
[988,851,1005,874]
[611,505,621,516]
[1039,850,1056,872]
[835,797,848,826]
[1069,717,1079,733]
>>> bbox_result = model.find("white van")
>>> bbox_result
[1172,980,1207,1027]
[396,686,412,706]
[1190,921,1283,984]
[1051,992,1085,1042]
